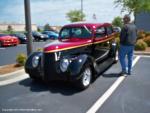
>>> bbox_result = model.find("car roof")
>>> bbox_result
[63,22,112,28]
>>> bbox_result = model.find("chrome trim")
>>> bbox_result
[95,50,109,61]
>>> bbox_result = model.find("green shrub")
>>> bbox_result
[16,53,27,66]
[36,48,43,52]
[137,30,146,39]
[135,39,147,51]
[144,36,150,47]
[115,37,120,48]
[112,16,123,28]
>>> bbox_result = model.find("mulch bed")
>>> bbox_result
[146,47,150,52]
[0,64,23,75]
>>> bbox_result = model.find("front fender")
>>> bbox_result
[25,52,43,74]
[68,54,93,78]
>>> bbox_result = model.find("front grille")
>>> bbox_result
[44,53,58,79]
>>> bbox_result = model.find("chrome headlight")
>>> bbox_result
[32,56,40,68]
[60,58,69,72]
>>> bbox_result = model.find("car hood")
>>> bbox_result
[44,38,92,53]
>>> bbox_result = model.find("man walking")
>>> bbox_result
[119,14,137,75]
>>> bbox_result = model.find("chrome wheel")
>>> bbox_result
[82,67,92,87]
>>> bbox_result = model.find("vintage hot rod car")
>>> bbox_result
[25,22,118,89]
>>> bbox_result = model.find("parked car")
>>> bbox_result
[42,31,59,40]
[11,33,27,44]
[0,34,19,47]
[32,31,49,41]
[25,23,118,90]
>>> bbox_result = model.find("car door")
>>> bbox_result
[92,26,110,63]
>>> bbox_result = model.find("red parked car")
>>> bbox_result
[0,34,19,47]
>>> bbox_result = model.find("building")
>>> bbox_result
[0,24,37,32]
[135,12,150,32]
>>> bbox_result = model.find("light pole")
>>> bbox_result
[81,0,83,21]
[24,0,33,56]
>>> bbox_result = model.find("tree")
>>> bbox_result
[7,25,14,34]
[114,0,150,19]
[44,24,54,31]
[66,10,86,22]
[112,16,123,28]
[44,24,50,31]
[37,27,42,32]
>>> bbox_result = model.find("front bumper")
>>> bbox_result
[25,52,83,82]
[2,41,18,46]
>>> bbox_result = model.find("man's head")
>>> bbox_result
[123,14,131,24]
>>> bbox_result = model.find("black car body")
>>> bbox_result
[32,31,49,41]
[11,33,27,44]
[25,23,118,90]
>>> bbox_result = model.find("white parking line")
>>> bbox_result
[86,56,141,113]
[0,48,5,50]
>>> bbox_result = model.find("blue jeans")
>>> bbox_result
[119,44,134,74]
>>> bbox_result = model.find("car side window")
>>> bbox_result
[72,28,82,37]
[106,26,113,35]
[72,27,92,38]
[95,27,106,38]
[60,28,70,39]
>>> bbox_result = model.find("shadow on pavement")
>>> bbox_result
[19,78,81,96]
[102,73,122,78]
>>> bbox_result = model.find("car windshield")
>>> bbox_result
[15,33,25,37]
[60,26,92,39]
[33,32,41,35]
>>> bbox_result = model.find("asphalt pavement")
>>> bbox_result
[0,56,150,113]
[0,41,53,66]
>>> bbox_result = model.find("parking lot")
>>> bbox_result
[0,56,150,113]
[0,41,53,66]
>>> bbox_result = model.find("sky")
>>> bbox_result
[0,0,133,26]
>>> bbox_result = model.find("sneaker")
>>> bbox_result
[120,71,127,76]
[127,72,131,75]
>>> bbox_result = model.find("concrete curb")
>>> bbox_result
[0,69,29,86]
[134,51,150,56]
[0,69,27,82]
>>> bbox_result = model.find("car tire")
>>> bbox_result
[43,39,47,41]
[34,38,37,42]
[109,43,118,63]
[113,51,118,63]
[0,42,2,47]
[76,64,92,90]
